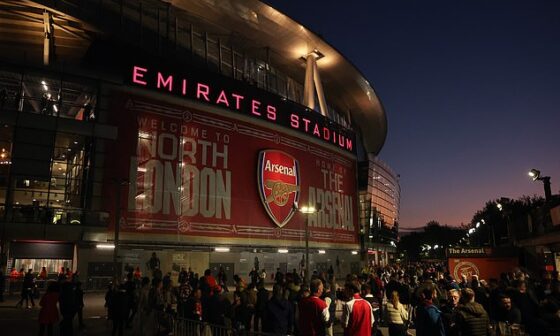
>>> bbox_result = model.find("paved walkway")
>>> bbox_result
[0,292,414,335]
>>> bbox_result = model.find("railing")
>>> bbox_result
[174,318,281,336]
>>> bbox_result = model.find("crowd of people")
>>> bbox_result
[2,256,560,336]
[98,255,560,336]
[0,265,85,336]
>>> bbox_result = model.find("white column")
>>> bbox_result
[303,55,316,109]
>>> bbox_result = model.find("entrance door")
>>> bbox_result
[209,263,234,287]
[279,262,288,274]
[315,262,328,274]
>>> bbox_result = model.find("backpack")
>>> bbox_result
[178,284,192,303]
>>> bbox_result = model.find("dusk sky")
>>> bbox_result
[267,0,560,228]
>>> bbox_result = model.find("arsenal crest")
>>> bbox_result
[258,150,300,228]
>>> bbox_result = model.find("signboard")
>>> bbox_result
[449,257,518,281]
[257,150,300,228]
[105,95,358,247]
[127,64,356,154]
[447,247,492,258]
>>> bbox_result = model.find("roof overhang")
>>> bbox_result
[170,0,387,154]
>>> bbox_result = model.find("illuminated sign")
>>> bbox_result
[257,150,300,228]
[106,95,358,247]
[128,65,356,154]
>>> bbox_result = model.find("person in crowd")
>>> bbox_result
[259,268,267,285]
[299,278,330,336]
[264,284,293,335]
[59,281,77,336]
[105,280,117,320]
[200,269,219,298]
[57,267,66,282]
[511,279,539,326]
[124,272,137,328]
[495,294,522,324]
[38,281,60,336]
[109,283,129,336]
[39,267,48,281]
[75,281,85,329]
[415,286,445,336]
[441,288,461,336]
[176,275,192,318]
[274,268,284,285]
[386,290,408,336]
[254,282,269,332]
[16,268,35,308]
[185,287,203,321]
[249,268,259,287]
[133,267,142,282]
[233,290,254,334]
[459,274,469,289]
[178,267,188,284]
[323,282,336,336]
[455,288,490,336]
[0,267,5,302]
[207,288,232,327]
[135,277,154,336]
[150,278,170,335]
[217,266,229,292]
[147,252,161,276]
[65,268,73,281]
[341,281,374,336]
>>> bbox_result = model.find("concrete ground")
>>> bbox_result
[0,291,415,335]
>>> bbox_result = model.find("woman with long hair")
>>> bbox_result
[385,290,409,336]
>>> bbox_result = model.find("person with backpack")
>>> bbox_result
[415,287,445,336]
[176,277,192,319]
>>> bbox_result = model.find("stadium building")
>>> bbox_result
[0,0,387,285]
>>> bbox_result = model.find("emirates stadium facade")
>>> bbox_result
[0,0,388,284]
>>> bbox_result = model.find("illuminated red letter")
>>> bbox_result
[232,94,245,110]
[290,114,299,128]
[216,90,230,107]
[197,83,210,101]
[322,127,330,140]
[266,105,277,121]
[157,72,173,91]
[313,124,320,137]
[346,138,353,151]
[182,79,188,95]
[302,118,311,132]
[132,66,148,85]
[251,100,261,116]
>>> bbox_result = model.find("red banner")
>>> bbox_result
[448,257,518,281]
[105,95,359,247]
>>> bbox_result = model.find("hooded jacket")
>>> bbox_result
[455,301,489,336]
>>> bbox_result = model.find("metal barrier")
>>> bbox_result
[174,318,231,336]
[174,318,277,336]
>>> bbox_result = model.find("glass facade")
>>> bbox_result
[0,68,108,227]
[359,155,400,244]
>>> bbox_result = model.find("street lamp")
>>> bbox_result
[528,169,552,202]
[295,203,318,284]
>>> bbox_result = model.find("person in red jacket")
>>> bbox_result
[38,282,60,336]
[342,282,374,336]
[299,279,330,336]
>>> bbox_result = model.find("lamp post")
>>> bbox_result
[113,178,129,279]
[528,169,552,202]
[298,204,317,284]
[497,197,512,245]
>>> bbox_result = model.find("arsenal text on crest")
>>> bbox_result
[264,160,296,176]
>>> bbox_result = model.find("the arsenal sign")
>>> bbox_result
[257,150,300,228]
